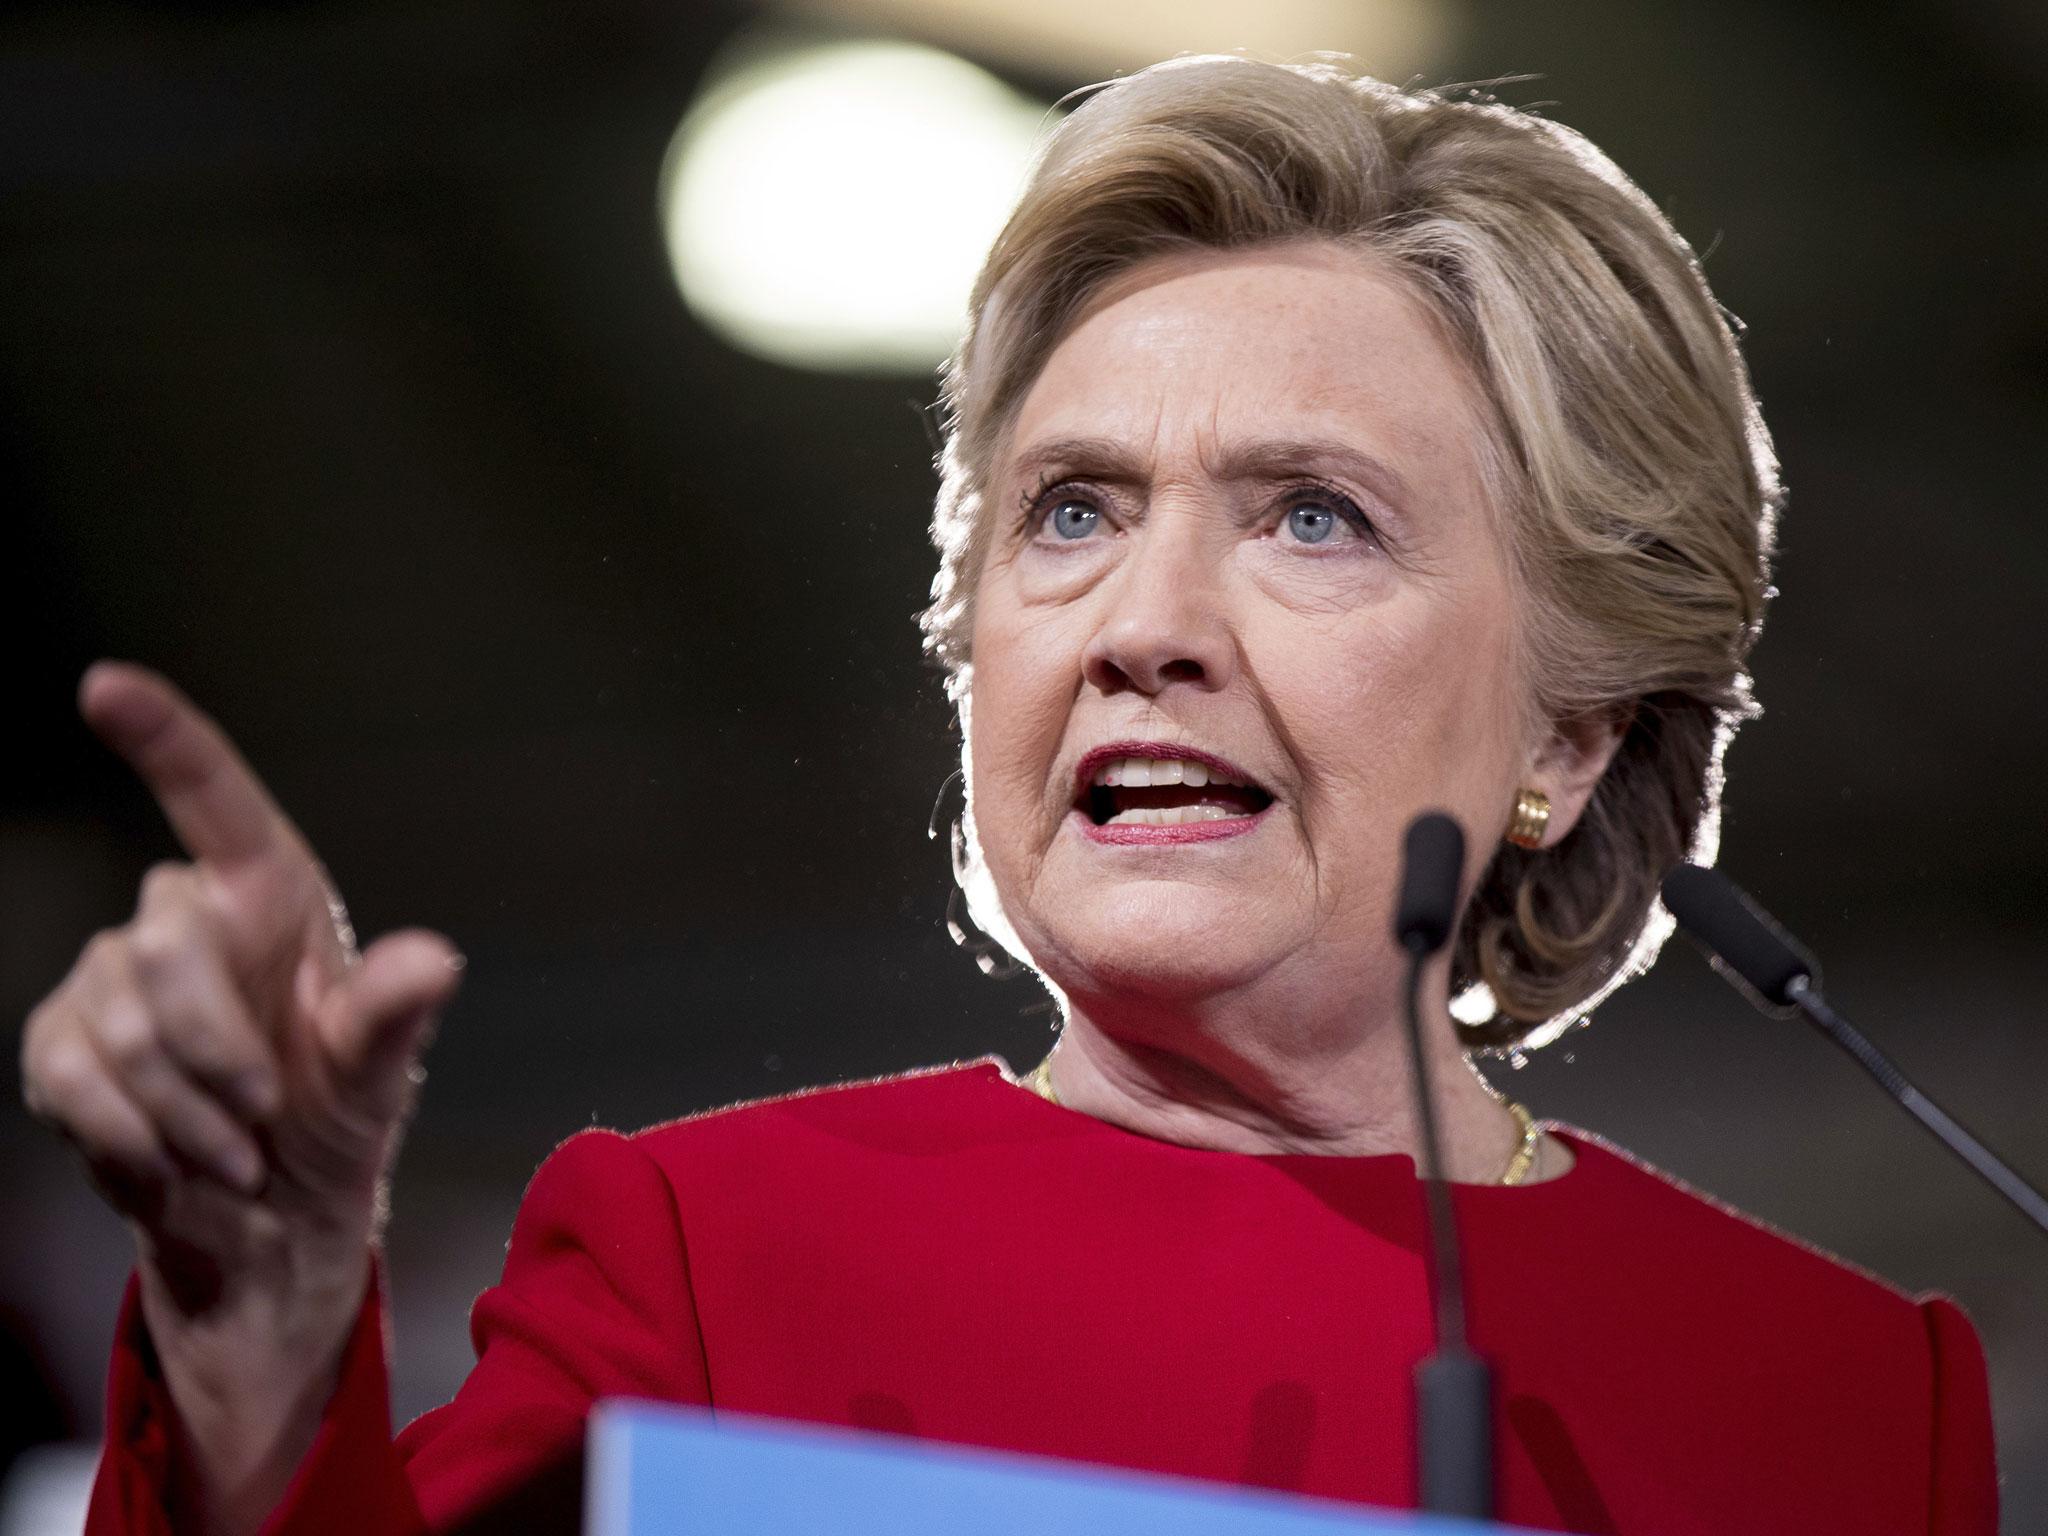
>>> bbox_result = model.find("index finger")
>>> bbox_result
[79,662,297,870]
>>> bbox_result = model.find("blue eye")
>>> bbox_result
[1049,500,1100,540]
[1286,503,1339,544]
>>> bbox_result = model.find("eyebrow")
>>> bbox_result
[1007,434,1416,512]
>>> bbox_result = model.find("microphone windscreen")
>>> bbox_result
[1660,863,1817,1008]
[1395,812,1466,955]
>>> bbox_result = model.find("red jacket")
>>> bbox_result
[89,1059,1998,1534]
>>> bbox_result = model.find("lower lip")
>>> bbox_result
[1072,806,1269,846]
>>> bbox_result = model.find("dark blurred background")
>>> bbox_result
[3,1,2045,1530]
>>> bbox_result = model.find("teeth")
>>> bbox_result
[1106,803,1244,826]
[1091,755,1246,789]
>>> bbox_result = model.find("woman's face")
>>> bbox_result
[967,242,1542,1017]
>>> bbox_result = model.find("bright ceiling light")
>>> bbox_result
[659,36,1051,374]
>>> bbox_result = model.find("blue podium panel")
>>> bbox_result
[586,1399,1538,1536]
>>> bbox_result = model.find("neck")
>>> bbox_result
[1040,959,1564,1183]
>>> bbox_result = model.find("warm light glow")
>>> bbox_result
[659,37,1050,374]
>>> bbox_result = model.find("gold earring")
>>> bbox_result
[1505,788,1551,849]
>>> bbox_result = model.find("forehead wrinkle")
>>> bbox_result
[1005,324,1480,515]
[1009,424,1423,525]
[1198,391,1231,480]
[1291,373,1465,460]
[1213,437,1417,509]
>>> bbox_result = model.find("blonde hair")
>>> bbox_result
[923,56,1779,1048]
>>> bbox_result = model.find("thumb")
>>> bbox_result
[314,929,464,1125]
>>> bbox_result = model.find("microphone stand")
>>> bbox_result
[1397,943,1494,1519]
[1661,862,2048,1240]
[1786,977,2048,1236]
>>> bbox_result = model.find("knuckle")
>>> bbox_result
[127,910,195,980]
[44,930,125,1014]
[19,1011,70,1112]
[19,997,53,1069]
[28,1035,97,1115]
[79,926,124,971]
[138,860,193,908]
[93,996,160,1075]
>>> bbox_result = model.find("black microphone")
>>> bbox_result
[1662,863,2048,1237]
[1659,863,1817,1010]
[1393,812,1492,1519]
[1396,812,1465,955]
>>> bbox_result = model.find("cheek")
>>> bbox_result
[967,596,1084,847]
[1277,596,1521,813]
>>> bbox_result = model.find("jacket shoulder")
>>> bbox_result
[620,1056,1024,1166]
[1557,1124,1958,1315]
[1550,1127,1997,1527]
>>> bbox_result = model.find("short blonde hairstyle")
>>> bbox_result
[923,56,1779,1048]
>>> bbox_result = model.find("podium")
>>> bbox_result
[586,1400,1539,1535]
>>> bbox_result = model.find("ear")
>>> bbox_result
[1523,706,1631,848]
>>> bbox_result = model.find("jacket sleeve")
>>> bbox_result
[1922,1295,1999,1536]
[85,1129,712,1536]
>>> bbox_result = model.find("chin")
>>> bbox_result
[1031,889,1283,1006]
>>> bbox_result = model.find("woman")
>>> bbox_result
[23,55,1996,1535]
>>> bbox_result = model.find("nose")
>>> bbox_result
[1080,518,1236,697]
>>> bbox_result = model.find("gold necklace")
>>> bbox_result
[1020,1053,1061,1105]
[1498,1099,1540,1186]
[1018,1055,1541,1187]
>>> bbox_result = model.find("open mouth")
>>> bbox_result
[1074,748,1275,829]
